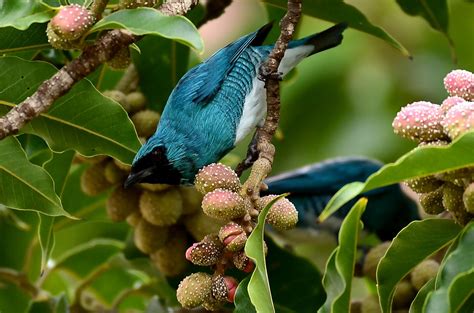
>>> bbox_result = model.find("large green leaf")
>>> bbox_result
[245,195,287,313]
[0,23,49,54]
[132,36,190,111]
[377,219,462,313]
[447,270,474,312]
[0,57,141,164]
[235,277,257,313]
[318,198,366,313]
[396,0,450,38]
[409,278,435,313]
[320,132,474,221]
[0,136,68,216]
[18,134,53,166]
[90,8,203,51]
[0,0,55,30]
[38,151,75,272]
[262,0,410,57]
[424,222,474,313]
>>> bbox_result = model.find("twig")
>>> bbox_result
[115,64,139,93]
[196,0,233,28]
[90,0,110,20]
[0,267,40,298]
[0,0,199,141]
[241,0,302,200]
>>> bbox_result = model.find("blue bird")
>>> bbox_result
[124,22,348,187]
[263,157,420,240]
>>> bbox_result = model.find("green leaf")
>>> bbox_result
[262,0,410,57]
[38,151,75,272]
[132,36,190,111]
[90,8,203,51]
[0,0,55,30]
[409,278,435,313]
[18,134,53,166]
[318,198,367,313]
[0,23,49,54]
[395,0,450,38]
[448,270,474,312]
[245,195,287,313]
[0,56,141,164]
[424,222,474,313]
[0,136,68,216]
[320,132,474,221]
[235,277,257,313]
[377,219,461,313]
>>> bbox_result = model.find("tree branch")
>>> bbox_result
[241,0,302,199]
[196,0,233,28]
[0,0,199,140]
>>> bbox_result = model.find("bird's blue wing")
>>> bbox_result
[174,22,273,106]
[264,157,420,240]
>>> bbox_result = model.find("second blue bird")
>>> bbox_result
[125,22,347,187]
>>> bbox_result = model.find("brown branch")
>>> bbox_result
[90,0,110,20]
[241,0,302,200]
[0,267,40,298]
[0,0,199,141]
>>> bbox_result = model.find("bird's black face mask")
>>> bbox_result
[124,146,182,187]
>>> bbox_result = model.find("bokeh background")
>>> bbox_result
[199,0,474,174]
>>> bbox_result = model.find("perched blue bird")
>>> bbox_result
[263,157,420,240]
[124,22,348,187]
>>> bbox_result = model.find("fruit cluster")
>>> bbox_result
[79,88,224,277]
[351,242,441,313]
[176,163,299,310]
[392,69,474,225]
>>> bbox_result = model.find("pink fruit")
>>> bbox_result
[50,5,95,41]
[441,101,474,139]
[443,70,474,101]
[392,101,445,142]
[440,96,465,114]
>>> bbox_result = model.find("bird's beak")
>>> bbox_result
[124,169,153,188]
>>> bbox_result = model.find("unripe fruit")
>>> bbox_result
[362,242,391,281]
[185,234,223,266]
[219,222,247,251]
[194,163,241,194]
[361,295,381,313]
[441,101,474,140]
[392,280,416,309]
[49,4,95,41]
[104,160,127,184]
[131,110,160,138]
[113,159,131,171]
[202,298,225,311]
[134,219,168,254]
[443,69,474,101]
[150,228,188,277]
[139,189,183,226]
[107,47,131,70]
[103,90,131,112]
[405,176,444,193]
[442,183,472,225]
[106,186,141,221]
[257,195,298,231]
[126,211,141,227]
[440,96,465,114]
[80,161,113,196]
[202,189,246,220]
[125,92,147,113]
[176,272,212,309]
[138,183,169,192]
[183,211,224,241]
[179,186,202,215]
[118,0,158,9]
[392,102,446,142]
[463,183,474,213]
[233,251,255,273]
[46,23,75,50]
[410,259,439,290]
[419,187,445,215]
[211,275,238,302]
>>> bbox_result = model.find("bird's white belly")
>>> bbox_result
[234,77,266,144]
[234,45,313,144]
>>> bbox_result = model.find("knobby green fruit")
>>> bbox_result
[139,189,183,226]
[134,218,168,254]
[80,161,113,196]
[106,186,141,221]
[176,272,212,309]
[419,187,445,215]
[257,195,298,230]
[406,176,443,193]
[410,259,439,291]
[201,189,246,220]
[131,110,160,138]
[362,242,391,281]
[150,227,188,277]
[185,234,223,266]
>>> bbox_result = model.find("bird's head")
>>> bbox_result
[124,145,182,188]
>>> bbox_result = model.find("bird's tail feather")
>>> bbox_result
[302,22,348,55]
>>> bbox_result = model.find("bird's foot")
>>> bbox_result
[258,70,283,82]
[235,138,259,177]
